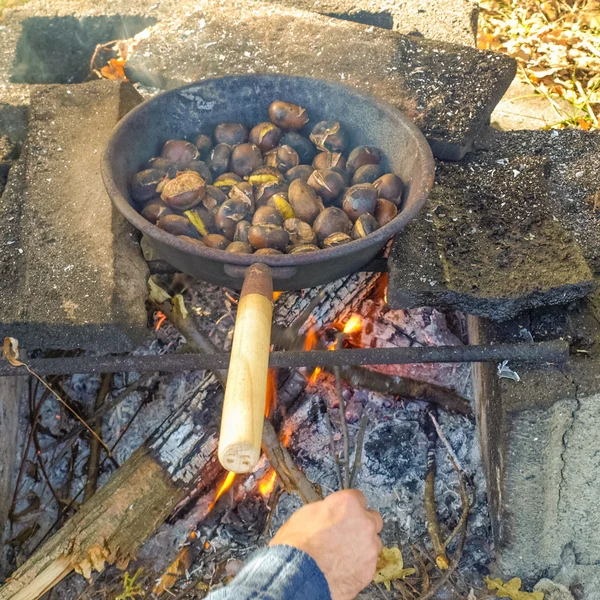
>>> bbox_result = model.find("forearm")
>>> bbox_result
[206,545,331,600]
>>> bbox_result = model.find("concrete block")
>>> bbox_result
[0,80,149,352]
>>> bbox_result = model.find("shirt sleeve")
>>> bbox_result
[205,544,332,600]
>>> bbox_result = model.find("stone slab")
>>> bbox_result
[468,281,600,592]
[0,80,149,352]
[388,131,596,320]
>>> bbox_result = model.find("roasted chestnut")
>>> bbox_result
[203,185,228,211]
[342,184,377,221]
[230,143,263,178]
[234,220,251,243]
[141,199,173,224]
[249,122,282,153]
[255,180,289,207]
[255,248,283,256]
[178,235,206,248]
[307,169,345,203]
[351,214,379,239]
[310,121,348,153]
[267,194,294,221]
[130,169,163,203]
[157,214,199,238]
[289,244,320,254]
[265,145,299,172]
[186,160,213,184]
[214,122,248,146]
[352,164,384,185]
[285,164,314,183]
[229,181,255,211]
[280,132,317,164]
[323,232,353,247]
[373,173,403,206]
[288,179,322,225]
[268,101,309,130]
[226,241,253,254]
[208,143,232,177]
[313,207,352,243]
[374,198,398,227]
[284,218,317,246]
[248,224,290,251]
[332,166,351,186]
[194,134,213,160]
[203,234,230,250]
[312,152,346,171]
[184,208,216,237]
[160,171,206,210]
[160,140,199,167]
[213,172,242,195]
[145,158,177,178]
[248,166,285,185]
[346,146,381,173]
[216,198,251,239]
[252,205,284,227]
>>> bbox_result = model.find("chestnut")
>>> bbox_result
[346,146,382,173]
[323,232,353,247]
[284,218,317,246]
[203,185,228,211]
[280,132,316,164]
[230,143,263,178]
[178,235,206,249]
[307,169,345,203]
[130,168,163,203]
[253,205,284,227]
[186,160,213,184]
[194,134,213,161]
[248,166,285,185]
[229,181,255,211]
[332,166,351,186]
[161,171,206,210]
[342,184,377,222]
[265,145,299,172]
[216,198,251,239]
[310,121,348,153]
[255,248,283,256]
[374,198,398,227]
[286,164,314,183]
[234,220,251,243]
[248,224,290,251]
[214,172,242,195]
[249,122,282,153]
[208,143,232,177]
[255,180,289,207]
[141,199,172,224]
[268,101,309,131]
[313,207,352,243]
[203,234,230,250]
[226,241,253,254]
[288,179,321,225]
[267,194,295,221]
[312,152,346,171]
[289,244,320,254]
[373,173,403,206]
[214,122,248,146]
[351,214,379,239]
[157,214,199,238]
[145,158,177,178]
[160,139,199,167]
[184,208,216,237]
[352,164,384,185]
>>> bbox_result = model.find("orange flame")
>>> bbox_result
[258,469,278,496]
[343,314,363,335]
[155,311,167,331]
[280,424,294,447]
[208,471,236,512]
[273,291,282,301]
[265,369,277,418]
[303,327,318,351]
[309,366,322,384]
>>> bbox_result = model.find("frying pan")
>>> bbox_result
[102,74,435,474]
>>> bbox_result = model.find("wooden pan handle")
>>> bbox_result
[218,263,273,473]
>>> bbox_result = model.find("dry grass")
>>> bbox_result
[478,0,600,129]
[0,0,31,19]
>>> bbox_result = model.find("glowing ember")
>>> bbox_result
[272,291,283,301]
[258,469,278,496]
[343,314,363,335]
[280,424,294,447]
[265,369,277,418]
[208,471,236,511]
[309,366,322,384]
[303,327,318,351]
[154,311,167,331]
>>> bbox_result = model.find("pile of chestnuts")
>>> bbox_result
[129,100,404,256]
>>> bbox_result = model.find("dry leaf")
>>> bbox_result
[373,546,417,591]
[485,576,545,600]
[3,337,22,366]
[100,58,128,81]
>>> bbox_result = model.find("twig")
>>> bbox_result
[349,415,369,488]
[429,412,463,474]
[83,373,112,502]
[423,407,449,571]
[109,396,147,453]
[411,546,430,595]
[322,402,344,491]
[333,365,351,489]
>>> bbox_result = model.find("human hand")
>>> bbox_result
[269,489,383,600]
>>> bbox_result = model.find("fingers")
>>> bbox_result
[367,509,384,533]
[328,488,367,509]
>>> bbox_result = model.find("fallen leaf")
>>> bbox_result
[100,58,128,81]
[373,546,417,591]
[485,576,545,600]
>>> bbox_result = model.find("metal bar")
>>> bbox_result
[0,340,568,377]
